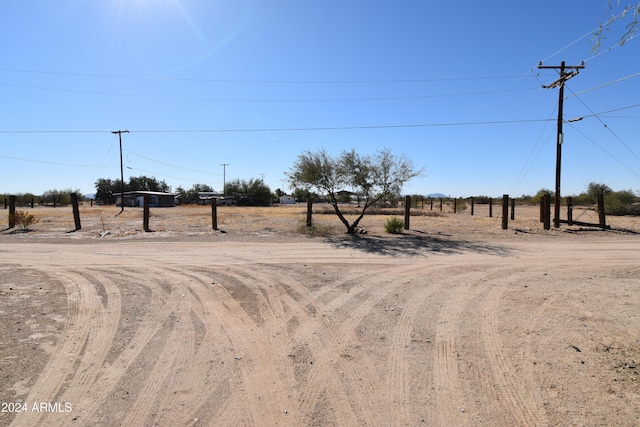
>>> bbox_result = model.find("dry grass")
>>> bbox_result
[3,202,640,239]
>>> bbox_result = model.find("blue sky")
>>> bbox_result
[1,1,639,198]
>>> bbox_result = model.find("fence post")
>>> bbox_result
[502,194,509,229]
[31,198,34,209]
[404,195,411,230]
[543,193,551,230]
[510,198,515,220]
[8,195,16,228]
[306,197,313,227]
[439,198,443,211]
[597,193,607,228]
[489,198,493,218]
[453,198,457,213]
[567,196,573,226]
[143,195,150,232]
[211,198,218,230]
[71,192,81,231]
[430,197,433,211]
[470,197,475,216]
[540,197,545,223]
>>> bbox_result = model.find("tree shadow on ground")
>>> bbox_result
[325,232,511,257]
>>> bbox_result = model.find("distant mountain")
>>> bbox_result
[426,193,447,199]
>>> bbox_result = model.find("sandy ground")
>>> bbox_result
[1,204,640,426]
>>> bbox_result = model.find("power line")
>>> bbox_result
[0,153,116,168]
[0,118,553,135]
[510,107,558,195]
[0,67,536,84]
[0,81,539,103]
[127,151,218,176]
[566,71,640,98]
[567,122,640,179]
[566,86,640,165]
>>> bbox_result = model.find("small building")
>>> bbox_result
[279,195,296,205]
[197,192,232,205]
[115,191,176,208]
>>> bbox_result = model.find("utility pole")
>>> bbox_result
[112,130,130,214]
[220,163,229,197]
[538,61,584,228]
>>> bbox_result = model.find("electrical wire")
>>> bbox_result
[0,67,536,85]
[125,166,213,185]
[567,71,640,98]
[0,81,539,103]
[509,107,558,195]
[0,118,553,135]
[127,151,217,176]
[0,153,117,168]
[567,122,640,179]
[566,85,640,165]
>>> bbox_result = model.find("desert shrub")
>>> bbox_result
[527,189,554,206]
[454,198,468,212]
[296,220,335,237]
[605,190,640,215]
[12,210,39,230]
[570,192,593,206]
[384,216,404,234]
[473,195,493,204]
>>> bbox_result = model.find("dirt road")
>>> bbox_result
[2,231,639,426]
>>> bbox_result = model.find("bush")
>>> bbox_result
[605,190,640,215]
[384,216,404,234]
[296,220,335,237]
[12,210,39,230]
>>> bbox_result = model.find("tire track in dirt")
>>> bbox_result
[294,264,422,426]
[204,266,303,423]
[481,285,549,426]
[11,271,106,427]
[76,268,185,425]
[157,269,247,426]
[56,272,122,411]
[385,280,435,425]
[432,269,487,426]
[103,266,209,426]
[185,268,299,426]
[122,284,195,427]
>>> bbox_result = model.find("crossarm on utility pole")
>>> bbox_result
[538,61,584,228]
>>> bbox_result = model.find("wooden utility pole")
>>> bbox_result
[112,130,129,214]
[538,61,584,228]
[220,163,229,196]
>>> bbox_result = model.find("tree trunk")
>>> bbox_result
[328,201,352,233]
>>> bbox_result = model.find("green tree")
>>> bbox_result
[176,184,214,204]
[291,187,317,202]
[529,188,554,205]
[224,178,274,206]
[587,182,613,201]
[95,175,171,204]
[604,189,640,215]
[94,178,119,204]
[287,148,422,234]
[127,175,169,192]
[41,188,81,206]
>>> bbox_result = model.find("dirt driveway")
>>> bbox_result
[1,206,640,426]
